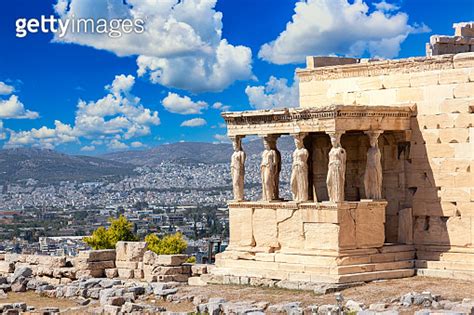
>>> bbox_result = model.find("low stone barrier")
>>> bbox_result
[115,241,147,280]
[143,251,189,282]
[0,242,193,286]
[74,249,116,279]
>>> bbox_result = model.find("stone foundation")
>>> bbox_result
[212,201,418,284]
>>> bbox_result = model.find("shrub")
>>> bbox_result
[145,232,187,255]
[185,256,196,264]
[84,215,137,250]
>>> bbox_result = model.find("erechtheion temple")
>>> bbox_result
[212,22,474,286]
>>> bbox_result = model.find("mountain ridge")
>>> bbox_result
[101,137,294,165]
[0,147,136,184]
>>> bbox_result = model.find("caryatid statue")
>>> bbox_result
[326,132,346,203]
[230,136,246,201]
[261,136,281,201]
[364,131,383,199]
[291,134,309,202]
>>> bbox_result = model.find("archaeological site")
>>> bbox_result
[212,22,474,287]
[0,22,473,315]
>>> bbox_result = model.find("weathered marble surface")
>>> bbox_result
[231,137,246,201]
[326,133,346,203]
[291,134,309,202]
[364,131,383,200]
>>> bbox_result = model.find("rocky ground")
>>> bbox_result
[0,270,473,314]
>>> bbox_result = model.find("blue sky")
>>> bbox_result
[0,0,472,154]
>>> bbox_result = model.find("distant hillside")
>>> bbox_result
[102,138,295,166]
[0,148,136,184]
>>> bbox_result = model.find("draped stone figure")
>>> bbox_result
[231,137,246,201]
[326,133,346,203]
[273,141,281,200]
[364,131,383,199]
[261,136,280,201]
[291,134,309,202]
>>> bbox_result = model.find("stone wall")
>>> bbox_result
[297,52,474,278]
[0,243,192,284]
[228,201,386,253]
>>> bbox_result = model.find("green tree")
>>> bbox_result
[145,232,187,255]
[83,215,137,250]
[83,226,113,249]
[108,215,138,244]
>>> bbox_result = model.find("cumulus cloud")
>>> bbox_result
[108,139,129,150]
[131,141,145,148]
[0,121,6,140]
[161,92,208,115]
[0,82,14,95]
[258,0,430,64]
[5,74,160,150]
[80,145,96,152]
[374,1,400,12]
[54,0,253,92]
[245,76,299,110]
[213,133,229,142]
[0,95,39,119]
[180,118,207,127]
[212,102,231,112]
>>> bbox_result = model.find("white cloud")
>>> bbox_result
[80,145,96,152]
[54,0,253,92]
[258,0,430,64]
[131,141,145,148]
[161,92,208,115]
[5,75,160,150]
[374,1,400,12]
[0,82,14,95]
[108,139,129,150]
[213,134,229,142]
[0,121,6,140]
[180,118,207,127]
[136,40,252,93]
[212,102,231,112]
[245,76,299,110]
[0,95,39,119]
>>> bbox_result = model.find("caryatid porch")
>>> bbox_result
[212,105,419,285]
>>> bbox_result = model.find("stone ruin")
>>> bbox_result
[208,22,474,289]
[0,242,198,285]
[0,242,211,313]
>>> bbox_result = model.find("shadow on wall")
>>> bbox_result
[408,118,452,259]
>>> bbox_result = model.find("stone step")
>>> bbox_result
[336,251,415,266]
[415,245,474,254]
[336,268,415,283]
[416,251,474,262]
[415,259,474,271]
[416,268,474,281]
[333,260,415,275]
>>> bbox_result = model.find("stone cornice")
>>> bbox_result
[228,200,388,210]
[296,53,473,82]
[222,105,416,137]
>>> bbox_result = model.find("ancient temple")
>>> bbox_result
[211,23,474,286]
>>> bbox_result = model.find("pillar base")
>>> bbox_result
[212,200,416,286]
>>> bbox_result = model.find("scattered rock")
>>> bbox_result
[369,303,387,312]
[11,267,32,283]
[346,299,364,311]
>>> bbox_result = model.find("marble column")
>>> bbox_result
[261,135,281,201]
[290,133,309,202]
[230,136,246,201]
[364,130,383,200]
[326,131,346,203]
